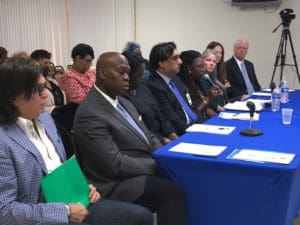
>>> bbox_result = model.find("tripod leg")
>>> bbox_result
[287,30,300,86]
[270,31,284,87]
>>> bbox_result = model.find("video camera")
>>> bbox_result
[280,8,296,27]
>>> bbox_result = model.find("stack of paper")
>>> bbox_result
[219,112,260,121]
[169,142,227,157]
[224,99,268,111]
[186,124,235,135]
[227,148,295,164]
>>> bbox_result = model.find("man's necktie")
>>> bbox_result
[169,79,198,124]
[117,103,148,143]
[240,62,254,95]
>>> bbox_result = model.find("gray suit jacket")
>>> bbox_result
[73,87,162,202]
[0,112,68,225]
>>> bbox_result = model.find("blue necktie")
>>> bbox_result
[240,62,254,95]
[169,79,198,124]
[117,102,148,143]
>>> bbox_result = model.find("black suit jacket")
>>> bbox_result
[225,57,261,99]
[124,84,175,144]
[73,87,162,202]
[146,71,201,135]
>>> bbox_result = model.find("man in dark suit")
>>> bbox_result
[73,52,187,225]
[225,38,261,99]
[146,42,202,136]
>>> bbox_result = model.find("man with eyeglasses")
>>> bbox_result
[225,38,261,99]
[146,42,202,136]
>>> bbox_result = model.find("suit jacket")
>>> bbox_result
[0,112,68,225]
[146,71,201,135]
[73,86,162,202]
[124,84,175,144]
[225,57,261,99]
[198,75,227,112]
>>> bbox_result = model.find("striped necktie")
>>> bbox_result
[240,62,254,94]
[117,102,148,143]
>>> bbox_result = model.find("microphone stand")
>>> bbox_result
[240,110,263,136]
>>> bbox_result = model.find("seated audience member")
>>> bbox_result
[11,50,29,59]
[146,42,202,136]
[206,41,231,88]
[178,50,220,118]
[73,52,187,225]
[0,47,8,64]
[207,41,249,101]
[198,49,228,113]
[124,41,150,82]
[225,38,261,99]
[30,49,66,113]
[122,51,178,145]
[59,43,96,103]
[0,57,153,225]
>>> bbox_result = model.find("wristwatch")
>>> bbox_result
[65,204,71,219]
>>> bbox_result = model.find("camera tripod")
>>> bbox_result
[269,25,300,87]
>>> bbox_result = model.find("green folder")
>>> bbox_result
[40,156,90,207]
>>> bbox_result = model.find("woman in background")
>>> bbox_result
[178,50,220,118]
[207,41,249,101]
[198,49,228,113]
[59,43,96,104]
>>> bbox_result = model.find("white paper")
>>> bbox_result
[262,88,295,92]
[251,92,271,97]
[224,99,266,111]
[169,142,227,157]
[186,124,235,135]
[219,112,259,121]
[227,149,295,165]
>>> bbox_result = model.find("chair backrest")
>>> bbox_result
[54,120,76,159]
[51,103,79,133]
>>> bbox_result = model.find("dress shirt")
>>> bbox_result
[16,117,61,173]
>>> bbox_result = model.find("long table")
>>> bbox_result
[153,90,300,225]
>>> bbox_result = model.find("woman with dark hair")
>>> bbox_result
[178,50,220,118]
[206,41,230,87]
[122,51,178,144]
[59,43,96,103]
[0,57,154,225]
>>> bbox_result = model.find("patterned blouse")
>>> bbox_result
[59,69,96,103]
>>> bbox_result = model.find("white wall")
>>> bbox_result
[135,0,300,89]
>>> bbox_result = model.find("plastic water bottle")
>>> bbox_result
[280,77,289,103]
[271,87,281,112]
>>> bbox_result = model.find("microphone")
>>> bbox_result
[239,101,263,136]
[203,74,215,86]
[246,101,255,118]
[270,81,276,93]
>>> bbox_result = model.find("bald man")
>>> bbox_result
[226,38,261,99]
[73,52,187,225]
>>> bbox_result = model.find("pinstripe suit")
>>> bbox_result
[0,112,69,225]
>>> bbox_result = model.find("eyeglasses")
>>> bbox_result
[36,83,48,96]
[82,57,93,64]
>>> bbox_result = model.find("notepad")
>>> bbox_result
[40,156,90,207]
